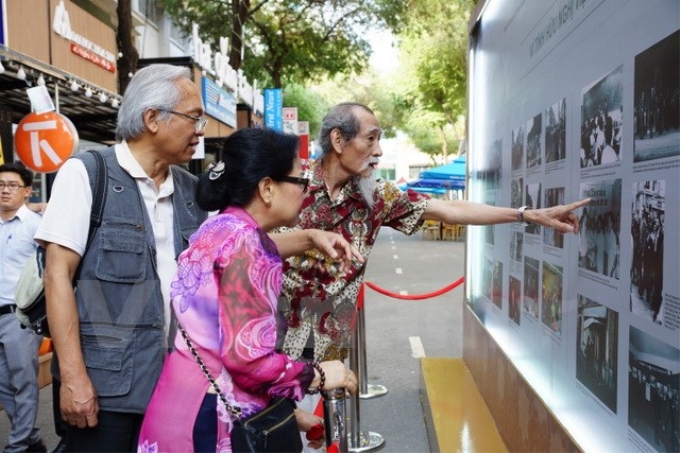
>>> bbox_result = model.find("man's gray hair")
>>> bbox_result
[115,64,192,141]
[317,102,374,156]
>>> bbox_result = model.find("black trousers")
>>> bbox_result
[64,409,144,452]
[193,393,218,452]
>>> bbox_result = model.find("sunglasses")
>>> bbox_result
[275,175,310,193]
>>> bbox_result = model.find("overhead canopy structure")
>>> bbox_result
[0,44,122,144]
[403,155,467,192]
[419,155,467,182]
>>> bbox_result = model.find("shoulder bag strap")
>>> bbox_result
[85,149,108,244]
[72,150,108,283]
[178,324,243,420]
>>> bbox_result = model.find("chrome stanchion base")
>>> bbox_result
[348,430,385,453]
[359,384,388,400]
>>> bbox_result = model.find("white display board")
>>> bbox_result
[467,1,679,452]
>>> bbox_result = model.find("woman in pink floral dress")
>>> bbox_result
[138,128,357,452]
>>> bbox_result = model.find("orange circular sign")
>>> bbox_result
[14,112,79,173]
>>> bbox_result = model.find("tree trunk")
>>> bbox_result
[229,0,250,70]
[117,0,139,95]
[439,125,448,162]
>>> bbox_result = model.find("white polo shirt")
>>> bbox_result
[35,142,177,335]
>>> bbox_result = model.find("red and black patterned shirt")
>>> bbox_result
[277,160,429,362]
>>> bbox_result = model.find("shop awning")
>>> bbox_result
[0,44,122,144]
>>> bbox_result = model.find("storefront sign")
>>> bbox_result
[0,2,6,45]
[202,77,237,128]
[192,22,263,111]
[298,121,310,160]
[14,112,79,173]
[26,86,56,114]
[264,89,283,132]
[70,43,115,72]
[52,0,116,71]
[283,107,298,135]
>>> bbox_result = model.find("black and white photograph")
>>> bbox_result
[578,179,621,279]
[543,187,565,249]
[525,182,542,235]
[580,65,624,168]
[523,256,539,318]
[492,260,503,309]
[630,180,666,325]
[628,326,679,453]
[511,177,524,209]
[484,192,496,245]
[545,97,566,164]
[510,230,523,263]
[541,262,563,335]
[576,295,618,414]
[484,225,495,246]
[512,124,525,172]
[526,114,542,169]
[483,139,503,190]
[509,276,521,326]
[483,256,503,309]
[633,30,680,163]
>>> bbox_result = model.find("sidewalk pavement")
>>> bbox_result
[1,227,466,452]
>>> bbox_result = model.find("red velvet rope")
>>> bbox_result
[362,276,465,302]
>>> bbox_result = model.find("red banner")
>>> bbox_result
[70,43,116,73]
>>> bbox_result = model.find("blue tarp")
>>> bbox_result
[419,156,467,181]
[401,185,447,195]
[406,178,465,189]
[404,155,467,191]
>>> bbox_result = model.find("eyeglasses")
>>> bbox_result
[0,182,27,192]
[160,110,209,132]
[275,176,310,193]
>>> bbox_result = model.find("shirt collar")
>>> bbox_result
[115,140,148,179]
[115,140,175,195]
[310,160,365,203]
[1,204,31,223]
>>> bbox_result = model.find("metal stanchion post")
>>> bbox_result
[322,388,348,453]
[357,284,388,400]
[348,300,385,453]
[357,307,388,400]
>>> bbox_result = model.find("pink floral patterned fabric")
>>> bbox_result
[277,160,430,362]
[138,207,313,453]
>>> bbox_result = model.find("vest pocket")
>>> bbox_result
[81,331,134,397]
[96,224,148,283]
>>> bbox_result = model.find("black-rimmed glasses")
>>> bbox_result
[275,176,310,193]
[0,182,27,192]
[160,110,208,132]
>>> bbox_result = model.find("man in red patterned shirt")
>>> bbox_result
[276,102,589,449]
[277,102,588,365]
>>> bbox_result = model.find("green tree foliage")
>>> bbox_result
[311,70,403,139]
[393,0,473,162]
[282,84,329,139]
[159,0,407,87]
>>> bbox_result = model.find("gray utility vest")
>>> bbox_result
[55,147,207,413]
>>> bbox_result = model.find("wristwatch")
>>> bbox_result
[517,205,531,226]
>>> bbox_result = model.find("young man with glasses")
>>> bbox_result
[0,162,47,453]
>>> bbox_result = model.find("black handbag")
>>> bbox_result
[231,397,302,453]
[179,326,302,453]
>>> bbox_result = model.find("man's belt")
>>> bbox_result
[0,305,16,316]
